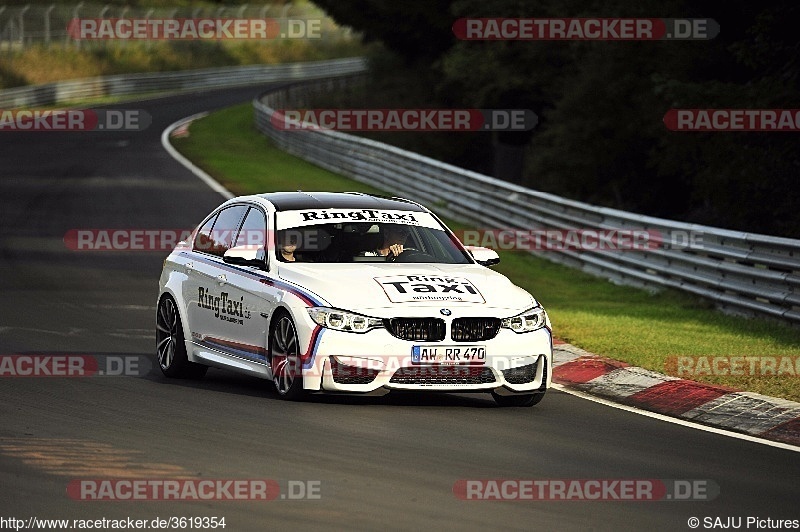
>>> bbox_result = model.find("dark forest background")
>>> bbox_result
[308,0,800,238]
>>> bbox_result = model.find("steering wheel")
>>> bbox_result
[390,248,435,263]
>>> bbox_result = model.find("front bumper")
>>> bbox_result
[300,326,552,395]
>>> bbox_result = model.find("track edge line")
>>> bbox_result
[161,112,234,200]
[552,383,800,453]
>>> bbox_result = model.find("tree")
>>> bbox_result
[312,0,456,63]
[312,0,800,235]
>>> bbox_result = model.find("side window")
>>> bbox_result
[234,207,267,248]
[193,213,218,253]
[204,205,248,258]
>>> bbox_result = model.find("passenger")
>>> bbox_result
[276,231,300,262]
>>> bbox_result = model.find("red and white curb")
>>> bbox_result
[552,342,800,447]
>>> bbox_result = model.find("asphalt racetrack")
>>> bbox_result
[0,86,797,531]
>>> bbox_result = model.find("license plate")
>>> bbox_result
[411,345,486,365]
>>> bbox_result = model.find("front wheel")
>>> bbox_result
[269,311,307,401]
[491,391,544,407]
[156,295,207,379]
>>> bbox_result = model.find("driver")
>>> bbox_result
[361,224,410,259]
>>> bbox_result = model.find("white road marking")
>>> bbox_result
[160,113,235,200]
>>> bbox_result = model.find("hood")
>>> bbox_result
[276,263,536,314]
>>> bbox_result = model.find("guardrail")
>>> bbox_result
[0,57,367,108]
[254,78,800,324]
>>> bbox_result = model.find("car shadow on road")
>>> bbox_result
[142,364,500,408]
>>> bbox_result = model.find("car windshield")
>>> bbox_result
[274,209,472,264]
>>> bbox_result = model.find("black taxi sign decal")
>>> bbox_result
[374,275,485,303]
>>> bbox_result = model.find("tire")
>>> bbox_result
[491,391,545,407]
[269,310,307,400]
[156,295,208,379]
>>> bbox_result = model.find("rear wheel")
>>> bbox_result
[491,391,544,407]
[269,311,307,400]
[156,295,207,379]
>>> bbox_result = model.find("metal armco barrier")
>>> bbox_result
[3,58,795,323]
[253,76,800,324]
[0,57,367,108]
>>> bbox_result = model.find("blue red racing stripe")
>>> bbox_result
[302,326,324,370]
[200,337,268,363]
[545,325,553,352]
[182,252,326,307]
[200,328,323,370]
[259,278,318,307]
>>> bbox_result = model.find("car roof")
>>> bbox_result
[254,191,428,212]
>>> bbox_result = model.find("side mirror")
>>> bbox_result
[466,246,500,267]
[223,245,265,268]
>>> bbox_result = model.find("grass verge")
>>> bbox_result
[171,102,800,402]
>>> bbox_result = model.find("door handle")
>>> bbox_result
[185,261,194,274]
[217,274,227,284]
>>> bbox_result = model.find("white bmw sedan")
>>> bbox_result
[157,192,552,406]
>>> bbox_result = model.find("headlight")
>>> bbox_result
[307,307,384,333]
[501,307,548,333]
